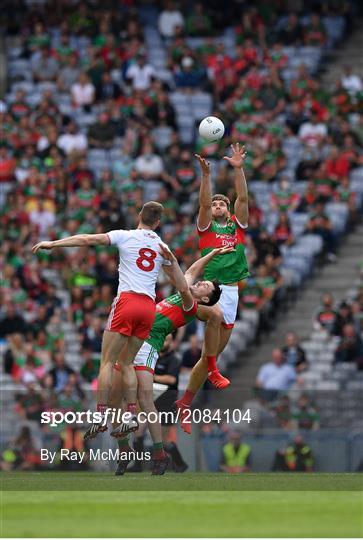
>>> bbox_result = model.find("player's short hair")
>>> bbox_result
[140,201,164,227]
[199,280,222,307]
[212,194,230,209]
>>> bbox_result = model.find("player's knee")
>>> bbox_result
[208,310,223,326]
[138,388,154,411]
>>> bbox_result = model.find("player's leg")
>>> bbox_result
[97,331,128,409]
[136,369,170,474]
[84,330,128,440]
[162,425,188,473]
[111,335,144,438]
[176,305,226,434]
[108,364,135,475]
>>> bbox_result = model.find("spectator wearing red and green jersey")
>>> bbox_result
[324,146,351,180]
[239,278,265,310]
[270,179,299,213]
[303,14,327,47]
[273,213,294,247]
[313,293,339,334]
[312,164,337,202]
[0,146,16,183]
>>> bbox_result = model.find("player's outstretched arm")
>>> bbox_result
[159,243,194,310]
[223,143,249,226]
[185,247,235,285]
[195,154,212,231]
[32,233,110,253]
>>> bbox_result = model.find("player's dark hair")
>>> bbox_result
[200,280,222,307]
[140,201,164,227]
[212,194,230,209]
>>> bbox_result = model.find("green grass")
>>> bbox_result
[1,473,363,537]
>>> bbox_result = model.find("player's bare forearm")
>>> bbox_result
[195,154,212,229]
[223,143,249,225]
[234,166,249,225]
[185,247,235,285]
[32,234,109,253]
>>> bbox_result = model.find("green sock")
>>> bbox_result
[153,442,164,457]
[118,437,130,450]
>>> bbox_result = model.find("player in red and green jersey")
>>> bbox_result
[108,246,231,474]
[176,143,250,432]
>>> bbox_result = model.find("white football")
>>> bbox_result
[199,116,225,142]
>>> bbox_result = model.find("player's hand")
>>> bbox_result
[32,241,54,253]
[194,154,211,175]
[158,243,176,262]
[212,247,235,256]
[223,143,247,169]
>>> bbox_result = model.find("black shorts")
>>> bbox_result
[154,389,178,426]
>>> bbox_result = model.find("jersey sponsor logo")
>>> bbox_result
[157,300,173,310]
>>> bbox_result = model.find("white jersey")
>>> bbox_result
[106,228,171,300]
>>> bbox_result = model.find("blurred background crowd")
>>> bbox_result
[0,0,362,472]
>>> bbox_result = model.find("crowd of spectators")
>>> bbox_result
[0,1,362,457]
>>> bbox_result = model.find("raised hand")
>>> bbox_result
[223,143,247,169]
[194,154,211,176]
[213,246,236,256]
[32,241,54,253]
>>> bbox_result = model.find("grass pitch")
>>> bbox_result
[1,472,362,537]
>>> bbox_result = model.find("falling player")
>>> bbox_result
[176,143,250,433]
[32,201,184,440]
[109,246,232,474]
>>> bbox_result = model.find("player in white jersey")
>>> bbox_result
[32,201,186,440]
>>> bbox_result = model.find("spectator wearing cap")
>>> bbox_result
[282,332,307,372]
[255,348,297,401]
[175,56,205,90]
[126,53,156,91]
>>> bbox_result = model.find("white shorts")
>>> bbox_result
[218,284,239,328]
[133,341,159,374]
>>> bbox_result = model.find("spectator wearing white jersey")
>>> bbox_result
[255,348,296,401]
[341,66,362,96]
[298,114,327,148]
[158,1,185,38]
[126,53,156,91]
[31,201,186,443]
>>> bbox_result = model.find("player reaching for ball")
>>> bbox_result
[176,143,250,433]
[32,201,183,441]
[109,246,232,474]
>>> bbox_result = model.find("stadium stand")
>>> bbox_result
[0,0,362,468]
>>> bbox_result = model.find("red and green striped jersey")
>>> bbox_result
[198,216,250,284]
[147,293,198,353]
